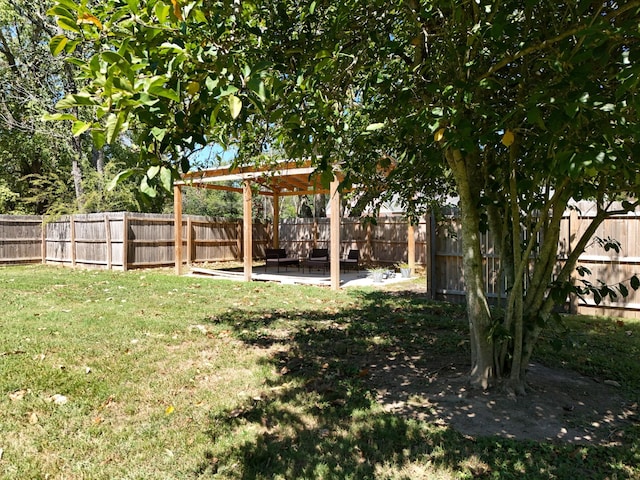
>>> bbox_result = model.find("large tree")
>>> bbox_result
[48,0,640,392]
[0,0,165,214]
[0,0,78,213]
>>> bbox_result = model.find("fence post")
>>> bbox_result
[427,212,436,299]
[187,216,193,267]
[312,218,318,249]
[242,180,253,281]
[407,221,416,274]
[41,215,46,264]
[568,208,580,314]
[365,221,373,264]
[273,194,280,249]
[122,212,129,272]
[174,186,183,274]
[70,215,76,267]
[104,214,112,270]
[236,220,242,261]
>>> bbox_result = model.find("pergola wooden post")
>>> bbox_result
[174,185,183,275]
[330,178,341,290]
[243,180,253,282]
[272,192,280,249]
[408,221,416,274]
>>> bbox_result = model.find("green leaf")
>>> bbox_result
[320,168,334,189]
[564,102,579,118]
[49,35,68,56]
[593,290,602,305]
[72,120,92,136]
[65,39,80,55]
[205,76,219,92]
[151,127,167,141]
[526,106,546,129]
[314,49,332,59]
[209,103,222,128]
[247,76,267,101]
[148,85,180,102]
[42,113,77,121]
[56,16,80,33]
[147,165,161,179]
[140,176,157,198]
[104,112,126,143]
[618,283,629,297]
[228,95,242,119]
[365,123,385,131]
[218,85,239,97]
[158,42,185,53]
[181,157,190,174]
[47,5,75,19]
[160,166,173,192]
[52,0,81,11]
[127,0,139,11]
[107,168,138,191]
[102,51,127,65]
[155,2,171,23]
[92,129,106,150]
[55,93,97,109]
[631,275,640,290]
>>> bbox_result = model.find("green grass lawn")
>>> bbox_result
[0,265,638,479]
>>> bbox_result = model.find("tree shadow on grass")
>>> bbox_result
[193,290,638,479]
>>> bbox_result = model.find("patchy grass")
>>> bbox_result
[535,313,640,401]
[0,265,638,479]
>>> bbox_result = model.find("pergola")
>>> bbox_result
[173,160,416,290]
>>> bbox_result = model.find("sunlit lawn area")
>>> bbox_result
[0,265,638,479]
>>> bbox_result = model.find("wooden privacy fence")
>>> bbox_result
[2,205,640,317]
[0,212,269,270]
[277,216,428,265]
[433,201,640,318]
[0,213,424,270]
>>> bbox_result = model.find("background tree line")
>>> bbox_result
[1,0,327,218]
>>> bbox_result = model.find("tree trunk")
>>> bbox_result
[92,147,105,174]
[446,148,494,389]
[71,137,85,212]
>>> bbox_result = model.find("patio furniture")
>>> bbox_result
[303,248,329,273]
[265,248,300,272]
[340,249,360,272]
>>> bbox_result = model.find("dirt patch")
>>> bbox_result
[369,356,637,445]
[367,283,638,445]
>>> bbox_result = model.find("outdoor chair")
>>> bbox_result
[340,249,360,272]
[265,248,300,272]
[303,248,329,273]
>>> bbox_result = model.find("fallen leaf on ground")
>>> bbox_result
[9,389,28,401]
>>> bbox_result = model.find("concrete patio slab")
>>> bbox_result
[189,266,415,288]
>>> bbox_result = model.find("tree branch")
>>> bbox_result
[478,1,640,81]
